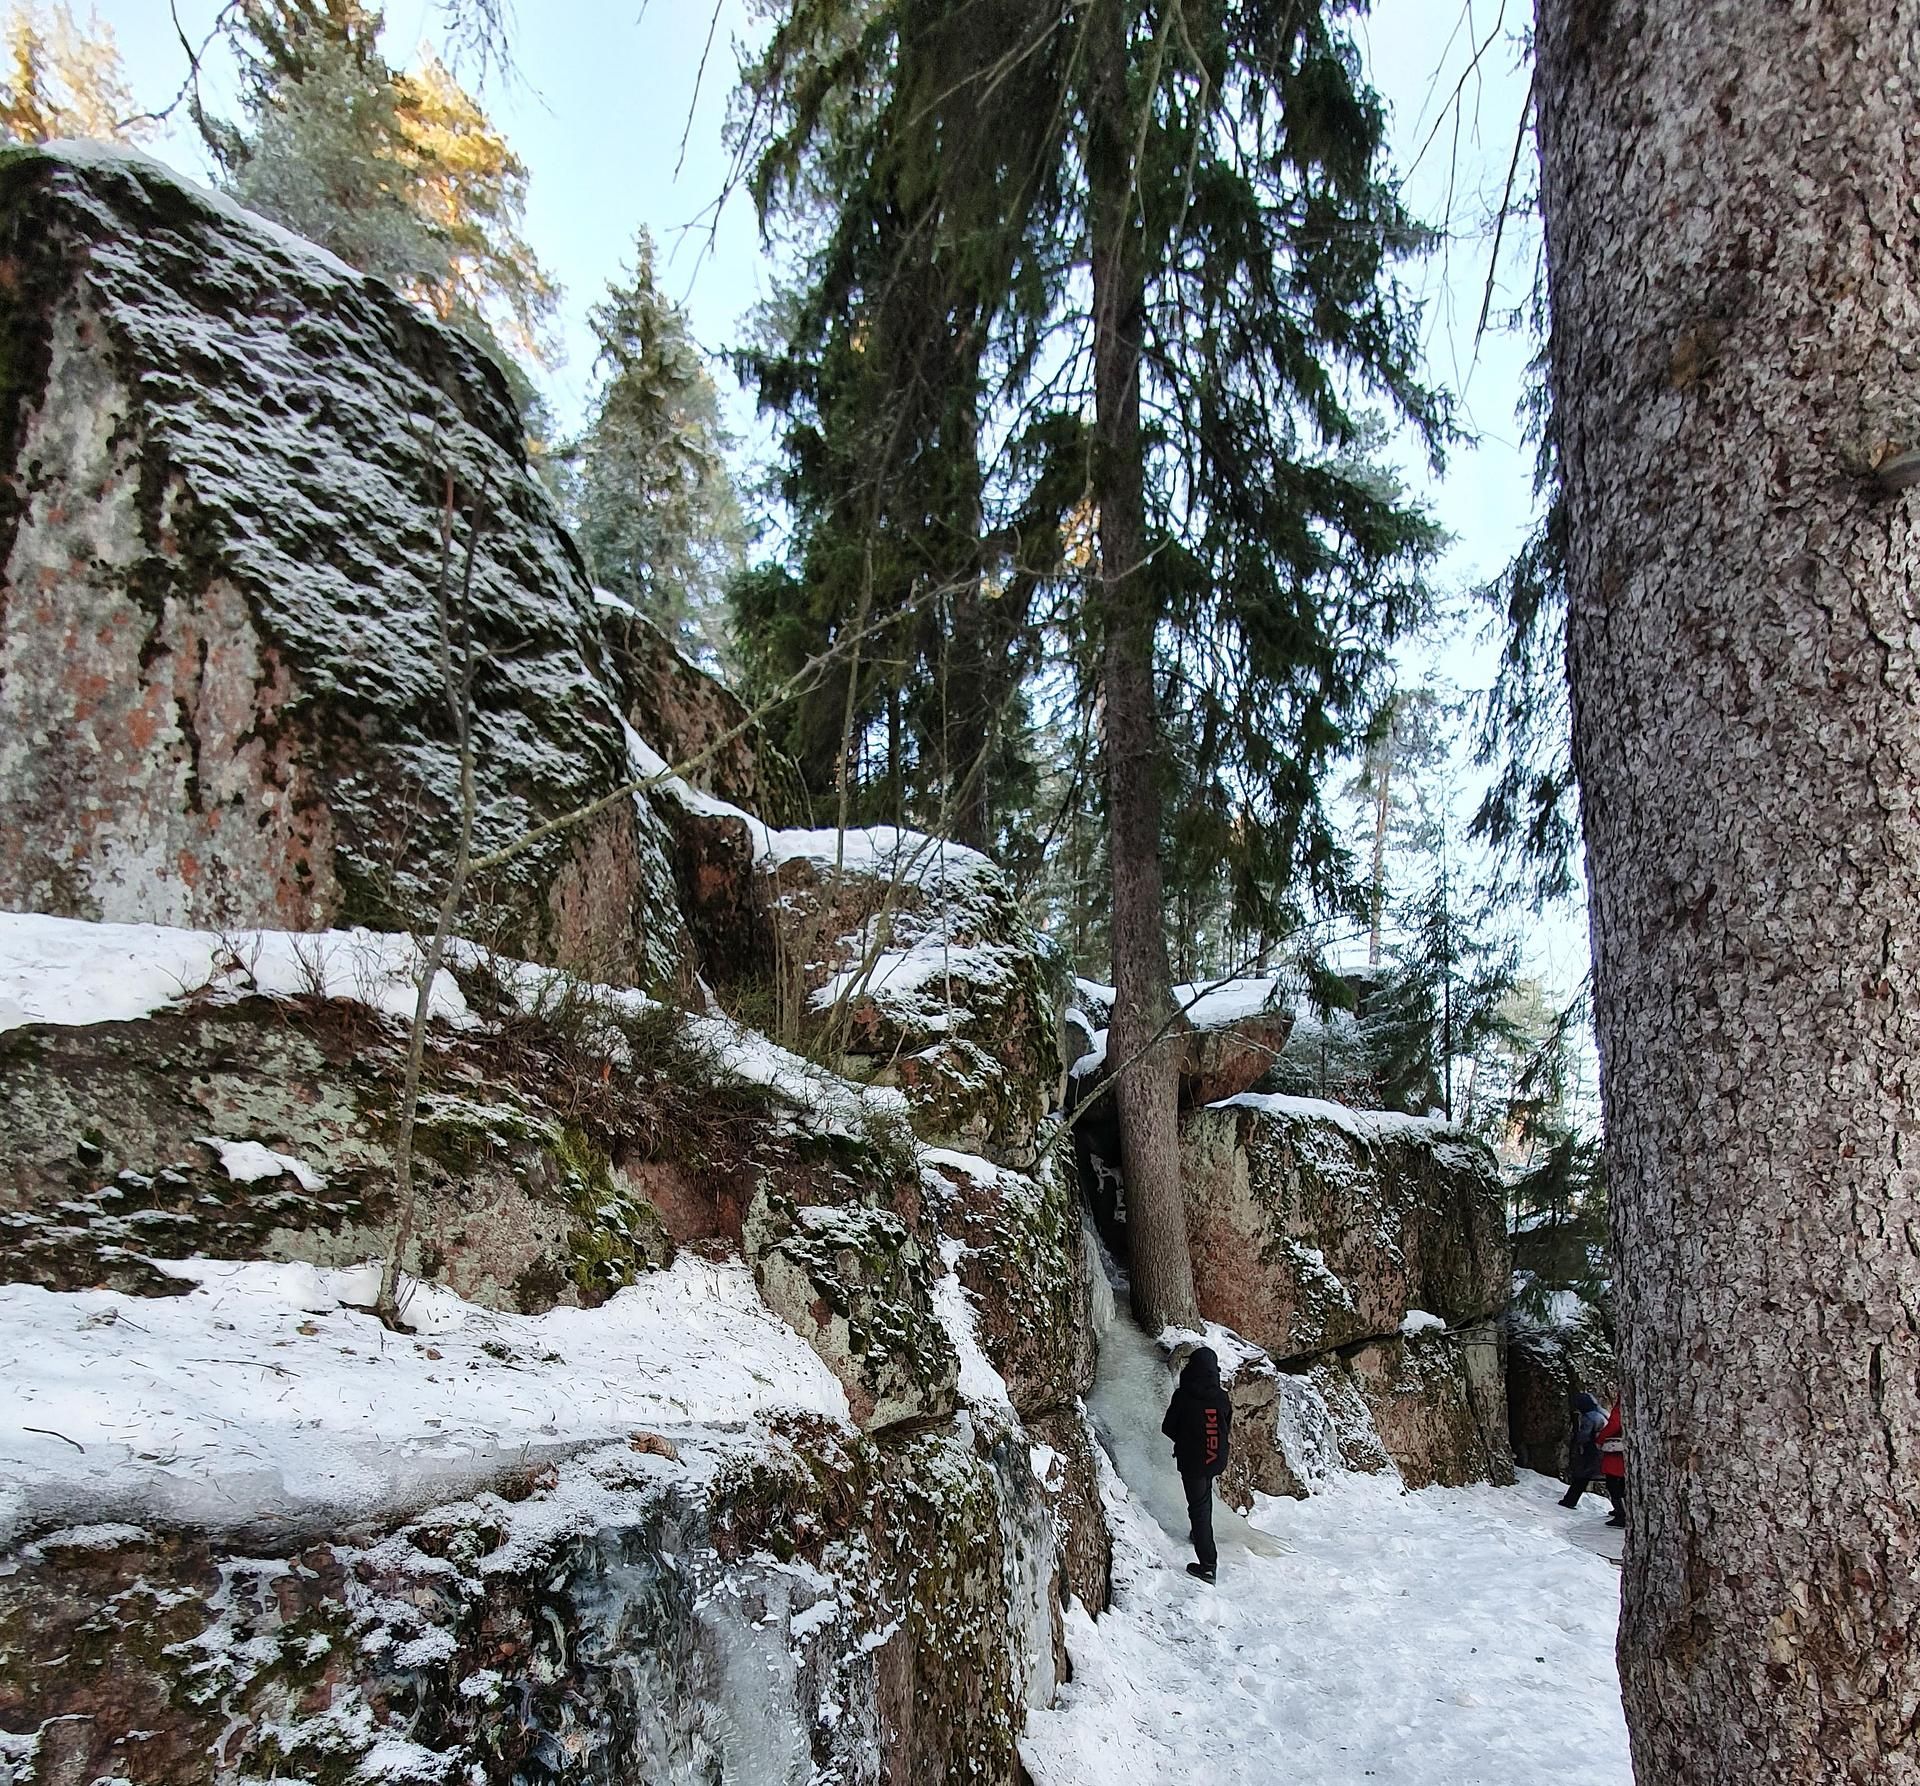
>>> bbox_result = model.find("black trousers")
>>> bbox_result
[1560,1475,1602,1506]
[1181,1467,1217,1570]
[1605,1475,1625,1519]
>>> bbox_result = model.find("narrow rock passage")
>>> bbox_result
[1081,1255,1289,1562]
[1027,1250,1630,1785]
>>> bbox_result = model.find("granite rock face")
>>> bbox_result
[0,988,674,1312]
[0,1418,1066,1786]
[655,809,1066,1168]
[924,1141,1096,1419]
[1171,1095,1514,1493]
[1506,1296,1617,1476]
[599,602,811,826]
[0,148,687,989]
[0,914,1104,1780]
[0,147,1110,1786]
[1179,1095,1509,1361]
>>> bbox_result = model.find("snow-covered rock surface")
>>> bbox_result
[0,901,1094,1779]
[1170,1094,1513,1491]
[0,1255,848,1544]
[0,146,686,986]
[661,791,1067,1166]
[599,602,812,825]
[1180,1093,1508,1359]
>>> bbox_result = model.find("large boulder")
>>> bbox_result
[0,911,1110,1777]
[598,600,811,825]
[1069,977,1293,1253]
[1173,979,1295,1107]
[0,147,686,989]
[1178,1093,1509,1362]
[1159,1093,1516,1494]
[1336,1323,1516,1490]
[761,831,1061,1157]
[1162,1316,1514,1503]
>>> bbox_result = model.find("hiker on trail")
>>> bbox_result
[1596,1395,1627,1527]
[1162,1345,1233,1584]
[1558,1390,1606,1509]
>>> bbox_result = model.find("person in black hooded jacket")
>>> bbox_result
[1162,1345,1233,1582]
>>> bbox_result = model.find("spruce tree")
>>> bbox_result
[737,0,1073,850]
[740,0,1443,1329]
[572,231,745,656]
[1539,1,1920,1771]
[207,2,557,402]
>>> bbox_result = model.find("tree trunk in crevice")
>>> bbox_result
[1087,0,1197,1336]
[1537,3,1920,1778]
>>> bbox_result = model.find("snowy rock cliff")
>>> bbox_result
[1171,1091,1514,1495]
[0,147,686,988]
[1070,981,1516,1498]
[0,917,1090,1783]
[0,147,1097,1786]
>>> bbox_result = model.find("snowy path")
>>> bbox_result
[1026,1263,1631,1786]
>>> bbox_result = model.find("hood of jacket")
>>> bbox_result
[1573,1391,1601,1415]
[1179,1346,1221,1394]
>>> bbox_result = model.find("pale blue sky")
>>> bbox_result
[98,0,1540,601]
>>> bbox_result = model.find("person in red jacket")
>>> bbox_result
[1162,1346,1233,1583]
[1596,1395,1626,1527]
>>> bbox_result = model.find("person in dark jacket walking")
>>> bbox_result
[1558,1390,1606,1508]
[1162,1345,1233,1583]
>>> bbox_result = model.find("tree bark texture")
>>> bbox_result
[1088,0,1198,1334]
[1537,4,1920,1779]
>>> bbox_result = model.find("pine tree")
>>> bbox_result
[208,2,557,401]
[572,231,744,656]
[0,2,147,144]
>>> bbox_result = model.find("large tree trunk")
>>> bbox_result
[939,379,997,853]
[1087,0,1198,1333]
[1537,4,1920,1778]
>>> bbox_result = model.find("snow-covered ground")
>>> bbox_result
[1026,1403,1630,1785]
[1031,1241,1629,1784]
[0,1256,850,1545]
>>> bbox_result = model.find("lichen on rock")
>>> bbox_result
[0,147,689,991]
[1179,1094,1510,1361]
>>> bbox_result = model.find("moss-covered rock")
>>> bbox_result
[749,1197,957,1432]
[0,993,682,1312]
[1178,1096,1509,1361]
[0,1404,1078,1786]
[1314,1325,1516,1491]
[925,1140,1095,1418]
[600,605,811,827]
[684,831,1064,1166]
[0,147,687,990]
[1020,1407,1111,1617]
